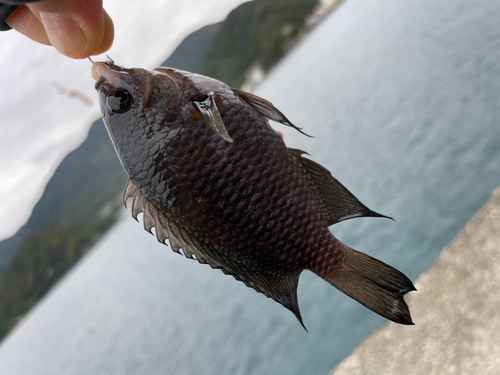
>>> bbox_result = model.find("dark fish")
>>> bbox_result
[92,60,415,328]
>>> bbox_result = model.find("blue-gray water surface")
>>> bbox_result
[1,0,500,374]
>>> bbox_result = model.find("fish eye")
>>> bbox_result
[106,89,132,113]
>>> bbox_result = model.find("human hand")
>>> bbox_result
[6,0,114,59]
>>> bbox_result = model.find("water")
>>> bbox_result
[1,0,500,374]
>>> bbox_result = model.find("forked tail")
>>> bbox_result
[315,246,416,325]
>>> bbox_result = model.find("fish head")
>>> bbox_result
[93,61,182,134]
[92,61,184,178]
[93,62,238,180]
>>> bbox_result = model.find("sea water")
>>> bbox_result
[1,0,499,374]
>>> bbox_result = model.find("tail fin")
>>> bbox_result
[317,247,416,325]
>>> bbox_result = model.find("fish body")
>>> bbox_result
[93,62,415,327]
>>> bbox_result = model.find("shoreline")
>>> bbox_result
[330,186,500,374]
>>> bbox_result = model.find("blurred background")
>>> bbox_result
[0,0,499,374]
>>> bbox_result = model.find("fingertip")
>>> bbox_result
[28,0,112,59]
[9,1,114,60]
[39,11,87,58]
[92,10,114,56]
[71,8,114,59]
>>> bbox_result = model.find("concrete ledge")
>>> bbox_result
[331,187,500,375]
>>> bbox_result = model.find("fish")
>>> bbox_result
[91,59,416,328]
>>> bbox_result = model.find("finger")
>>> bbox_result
[28,0,114,59]
[6,6,51,46]
[92,9,114,56]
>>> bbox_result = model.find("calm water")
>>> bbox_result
[1,0,500,374]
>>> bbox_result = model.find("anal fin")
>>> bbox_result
[290,149,392,226]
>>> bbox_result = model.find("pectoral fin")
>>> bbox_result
[192,93,234,143]
[233,88,312,137]
[290,149,393,226]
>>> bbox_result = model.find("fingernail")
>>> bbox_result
[39,13,86,57]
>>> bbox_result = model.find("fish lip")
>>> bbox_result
[94,76,107,91]
[103,61,127,72]
[94,62,135,94]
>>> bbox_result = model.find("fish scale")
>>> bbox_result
[93,61,416,328]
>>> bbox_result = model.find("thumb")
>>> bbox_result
[29,0,114,59]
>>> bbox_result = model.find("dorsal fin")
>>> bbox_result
[123,179,217,265]
[252,272,305,330]
[123,179,307,329]
[232,88,312,137]
[289,149,393,226]
[205,248,306,330]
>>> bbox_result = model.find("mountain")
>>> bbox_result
[200,0,318,88]
[161,23,221,72]
[0,0,321,342]
[0,120,125,275]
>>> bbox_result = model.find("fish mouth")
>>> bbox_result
[91,61,134,93]
[94,76,107,90]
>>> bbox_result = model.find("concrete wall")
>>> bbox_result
[331,187,500,375]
